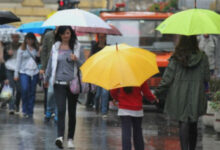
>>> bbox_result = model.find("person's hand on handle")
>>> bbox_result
[8,49,14,56]
[70,53,78,61]
[14,77,19,81]
[113,99,118,106]
[4,79,9,85]
[44,82,49,88]
[39,69,45,75]
[155,97,160,103]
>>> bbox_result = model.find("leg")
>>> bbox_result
[132,117,144,150]
[189,122,198,150]
[121,116,132,150]
[15,80,21,112]
[67,89,78,139]
[44,87,48,115]
[54,84,67,138]
[45,81,55,119]
[86,91,95,108]
[27,74,39,116]
[6,70,16,111]
[179,121,189,150]
[19,74,30,115]
[94,87,101,113]
[101,88,109,115]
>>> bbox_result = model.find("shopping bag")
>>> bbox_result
[0,84,12,100]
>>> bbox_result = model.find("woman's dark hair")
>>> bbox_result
[123,87,133,94]
[21,32,39,50]
[55,26,77,50]
[173,35,200,67]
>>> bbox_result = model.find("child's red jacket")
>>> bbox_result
[110,81,156,111]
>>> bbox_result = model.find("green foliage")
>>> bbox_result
[210,101,220,111]
[209,78,220,92]
[147,0,178,12]
[214,91,220,101]
[209,86,220,111]
[169,0,178,9]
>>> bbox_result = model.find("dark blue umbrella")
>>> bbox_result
[17,21,55,34]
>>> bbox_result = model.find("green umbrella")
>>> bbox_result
[156,8,220,35]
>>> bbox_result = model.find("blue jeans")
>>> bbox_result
[20,73,39,116]
[6,70,21,110]
[94,87,109,114]
[46,80,57,119]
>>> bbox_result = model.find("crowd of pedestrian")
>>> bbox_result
[0,26,218,150]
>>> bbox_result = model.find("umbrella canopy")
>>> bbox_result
[0,24,24,42]
[156,8,220,35]
[74,24,122,35]
[80,43,159,90]
[43,9,110,30]
[0,11,21,25]
[17,21,55,34]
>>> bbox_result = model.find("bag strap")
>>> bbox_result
[71,43,82,93]
[27,49,39,70]
[77,68,82,93]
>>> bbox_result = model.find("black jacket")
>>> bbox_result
[0,63,6,82]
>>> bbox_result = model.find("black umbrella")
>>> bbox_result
[0,11,21,25]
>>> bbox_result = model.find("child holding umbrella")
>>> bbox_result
[110,81,158,150]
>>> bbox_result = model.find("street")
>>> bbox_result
[0,99,220,150]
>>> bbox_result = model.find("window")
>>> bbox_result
[107,19,176,51]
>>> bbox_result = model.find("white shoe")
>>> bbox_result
[67,139,75,149]
[102,114,108,118]
[55,137,63,149]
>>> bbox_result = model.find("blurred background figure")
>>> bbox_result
[0,41,4,63]
[4,33,21,114]
[89,33,109,117]
[0,50,7,108]
[40,28,58,121]
[198,34,217,75]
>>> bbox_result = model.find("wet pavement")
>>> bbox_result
[0,101,220,150]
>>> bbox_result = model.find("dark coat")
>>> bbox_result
[40,30,55,71]
[0,63,6,82]
[155,51,210,122]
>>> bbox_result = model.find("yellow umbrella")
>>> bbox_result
[47,11,56,19]
[80,43,159,90]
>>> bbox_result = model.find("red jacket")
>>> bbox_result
[110,81,156,111]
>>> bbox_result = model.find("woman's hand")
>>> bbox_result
[43,82,49,88]
[70,54,78,61]
[113,99,118,106]
[14,77,19,81]
[155,97,159,103]
[8,49,14,56]
[39,69,45,75]
[4,80,9,85]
